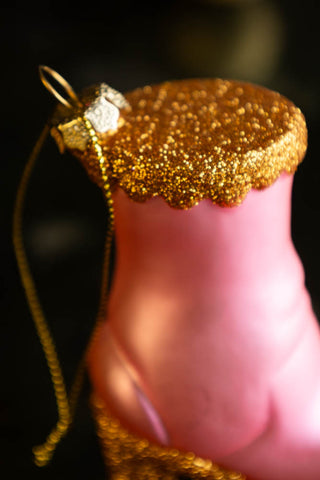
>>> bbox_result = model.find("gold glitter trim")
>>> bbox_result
[72,79,307,209]
[91,395,246,480]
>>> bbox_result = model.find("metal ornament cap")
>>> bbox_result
[39,66,129,152]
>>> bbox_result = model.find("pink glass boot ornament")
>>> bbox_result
[32,70,320,479]
[86,80,320,480]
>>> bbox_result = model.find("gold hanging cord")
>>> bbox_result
[13,67,115,466]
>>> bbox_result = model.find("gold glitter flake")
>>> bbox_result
[72,79,307,209]
[57,118,90,152]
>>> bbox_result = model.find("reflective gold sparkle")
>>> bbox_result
[91,395,246,480]
[72,78,307,208]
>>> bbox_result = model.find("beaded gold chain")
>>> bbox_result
[13,67,115,466]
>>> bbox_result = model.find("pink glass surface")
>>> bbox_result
[88,173,320,479]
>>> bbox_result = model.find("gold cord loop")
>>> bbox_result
[13,85,115,465]
[13,125,72,466]
[39,65,81,109]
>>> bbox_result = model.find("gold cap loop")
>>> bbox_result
[39,65,81,109]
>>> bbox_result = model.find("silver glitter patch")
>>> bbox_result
[100,83,130,109]
[85,96,120,133]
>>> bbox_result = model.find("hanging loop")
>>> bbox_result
[39,65,81,109]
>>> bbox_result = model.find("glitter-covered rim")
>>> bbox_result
[69,78,307,209]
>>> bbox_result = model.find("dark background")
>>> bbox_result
[1,0,320,478]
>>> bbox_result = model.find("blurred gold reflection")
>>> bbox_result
[198,0,262,5]
[163,0,284,84]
